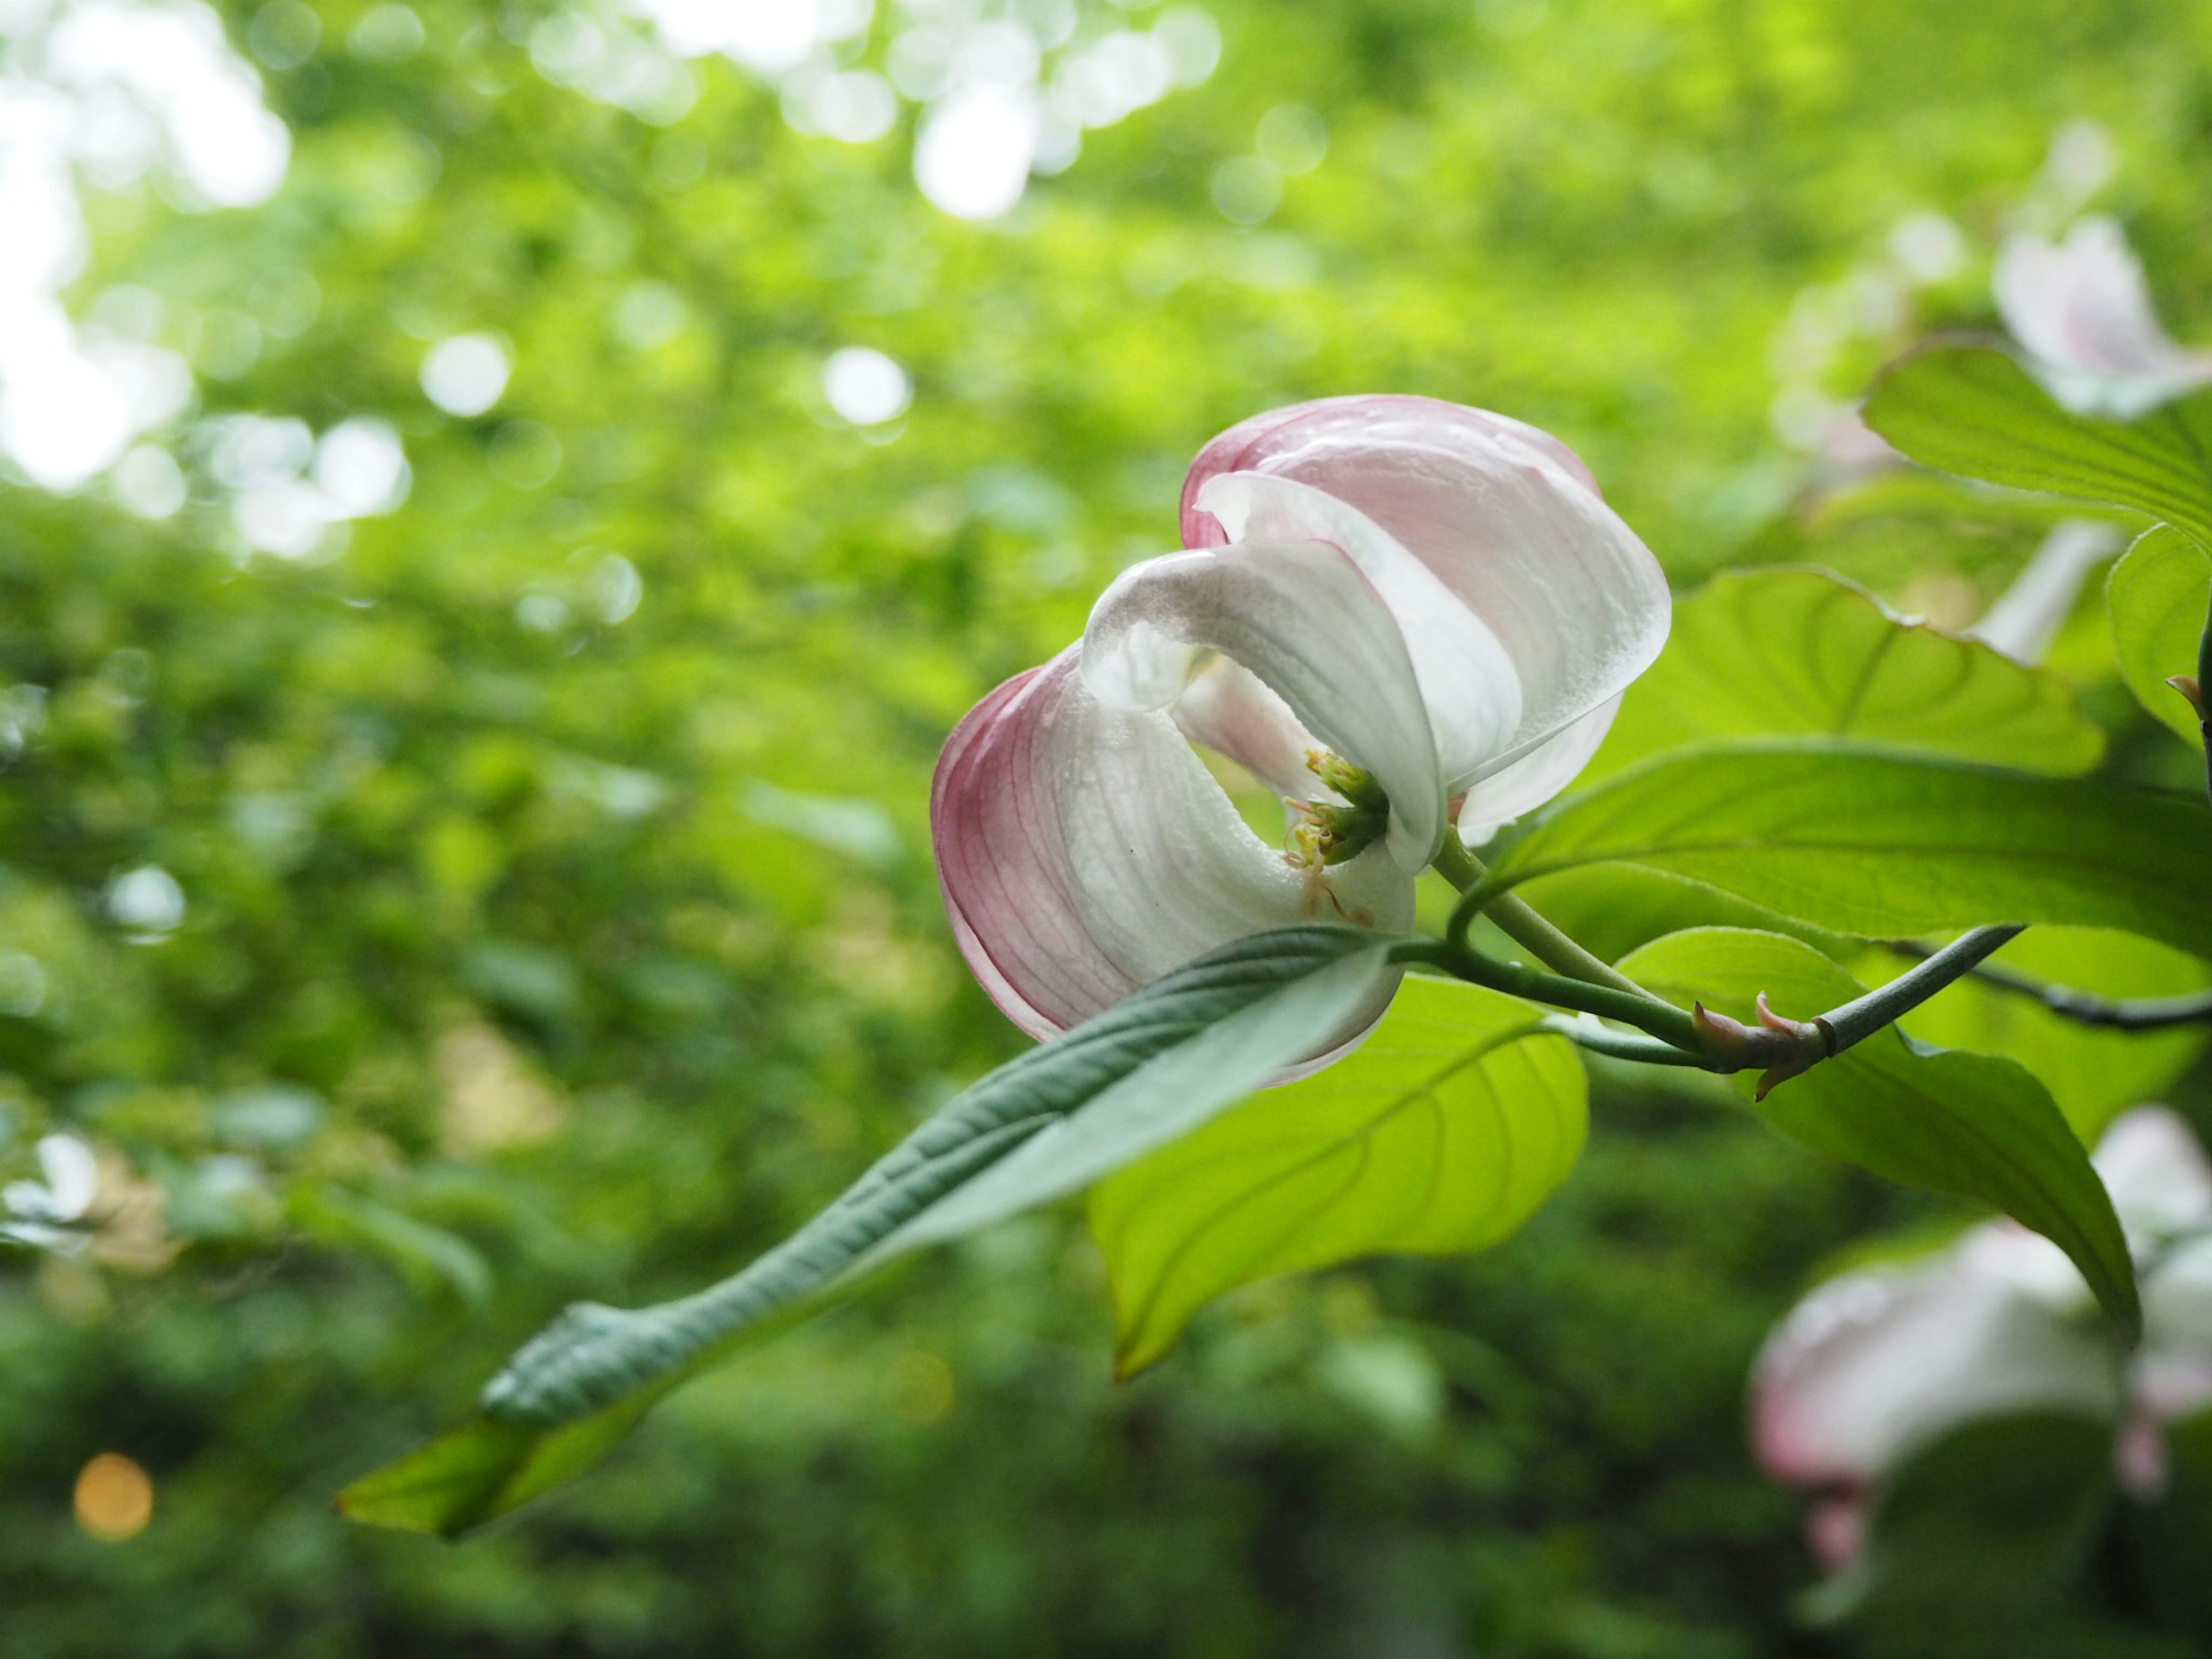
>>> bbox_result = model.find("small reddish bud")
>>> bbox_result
[1693,994,1834,1100]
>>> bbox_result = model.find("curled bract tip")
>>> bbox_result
[1693,994,1833,1099]
[2168,674,2205,721]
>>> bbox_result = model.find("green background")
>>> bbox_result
[3,0,2211,1652]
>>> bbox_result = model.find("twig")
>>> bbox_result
[1821,925,2025,1053]
[1886,938,2212,1031]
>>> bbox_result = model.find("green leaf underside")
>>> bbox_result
[1484,743,2212,959]
[1869,926,2212,1143]
[1863,342,2212,549]
[2108,526,2212,743]
[339,925,1395,1535]
[1585,566,2103,784]
[1090,976,1585,1376]
[1618,929,2139,1342]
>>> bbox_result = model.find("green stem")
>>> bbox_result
[1396,937,1703,1053]
[1430,834,1652,999]
[1536,1014,1711,1069]
[2196,584,2211,806]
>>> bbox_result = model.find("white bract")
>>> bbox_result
[1994,215,2212,418]
[931,395,1671,1048]
[1753,1106,2212,1571]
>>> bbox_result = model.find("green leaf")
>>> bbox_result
[1585,566,2103,783]
[1804,1411,2115,1635]
[1481,743,2212,957]
[1863,927,2212,1143]
[291,1185,494,1306]
[2134,1406,2212,1631]
[339,924,1396,1535]
[1618,929,2138,1341]
[1089,976,1585,1376]
[2108,525,2212,743]
[1863,342,2212,549]
[1513,865,1843,969]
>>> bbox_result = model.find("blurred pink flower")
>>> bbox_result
[930,395,1670,1044]
[1994,216,2212,418]
[1752,1107,2212,1571]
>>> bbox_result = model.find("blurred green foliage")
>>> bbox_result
[4,0,2212,1652]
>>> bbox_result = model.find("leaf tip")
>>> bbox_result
[2168,673,2205,721]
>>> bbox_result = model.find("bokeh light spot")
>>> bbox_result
[74,1453,153,1541]
[347,3,424,63]
[106,865,185,935]
[888,1351,955,1424]
[1210,155,1281,225]
[914,89,1035,220]
[420,335,510,417]
[1255,104,1327,175]
[823,347,911,426]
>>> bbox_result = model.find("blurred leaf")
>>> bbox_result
[1864,343,2212,548]
[1871,927,2212,1142]
[1090,976,1584,1376]
[1483,744,2212,957]
[291,1185,493,1306]
[2107,526,2212,743]
[1618,929,2138,1340]
[342,925,1396,1535]
[1586,566,2103,783]
[2133,1406,2212,1633]
[1805,1412,2114,1641]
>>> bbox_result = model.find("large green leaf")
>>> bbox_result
[1618,929,2138,1340]
[1864,927,2212,1143]
[2134,1407,2212,1632]
[1585,566,2103,783]
[1480,744,2212,957]
[1090,976,1585,1376]
[1862,342,2212,549]
[340,925,1397,1535]
[1805,1412,2115,1641]
[2107,525,2212,743]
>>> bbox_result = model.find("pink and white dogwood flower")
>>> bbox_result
[1752,1106,2212,1572]
[1994,216,2212,418]
[931,395,1671,1045]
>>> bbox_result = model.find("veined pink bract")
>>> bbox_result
[931,395,1670,1054]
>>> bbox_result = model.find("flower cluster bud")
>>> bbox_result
[1289,749,1391,868]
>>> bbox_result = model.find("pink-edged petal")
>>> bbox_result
[1082,539,1446,870]
[1751,1242,2122,1489]
[1182,395,1599,543]
[1171,656,1323,803]
[1181,395,1670,780]
[1455,697,1617,842]
[1995,218,2212,417]
[931,647,1414,1041]
[1196,471,1522,790]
